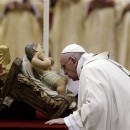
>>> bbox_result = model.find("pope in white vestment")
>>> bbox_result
[46,44,130,130]
[64,54,130,130]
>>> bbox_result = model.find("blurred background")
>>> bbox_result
[0,0,130,72]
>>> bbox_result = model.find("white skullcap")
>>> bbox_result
[62,43,86,53]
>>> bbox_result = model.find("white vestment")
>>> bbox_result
[64,52,130,130]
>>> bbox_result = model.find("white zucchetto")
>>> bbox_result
[62,43,86,53]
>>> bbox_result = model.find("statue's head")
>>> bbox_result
[25,43,38,61]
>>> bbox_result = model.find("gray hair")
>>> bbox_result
[25,43,38,61]
[62,52,85,61]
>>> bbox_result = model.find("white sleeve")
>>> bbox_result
[64,66,109,129]
[73,66,108,129]
[64,114,80,130]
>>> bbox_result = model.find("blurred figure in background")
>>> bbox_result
[115,1,130,70]
[0,0,43,67]
[49,0,85,69]
[83,0,116,60]
[50,0,130,71]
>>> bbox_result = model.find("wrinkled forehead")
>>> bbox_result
[60,53,67,62]
[61,53,71,58]
[60,53,73,62]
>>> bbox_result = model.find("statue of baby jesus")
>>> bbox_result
[25,43,67,96]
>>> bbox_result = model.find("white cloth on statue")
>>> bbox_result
[66,79,79,96]
[64,52,130,130]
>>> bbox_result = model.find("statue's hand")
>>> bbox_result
[36,52,44,61]
[49,57,55,65]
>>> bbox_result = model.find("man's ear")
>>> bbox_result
[70,57,77,64]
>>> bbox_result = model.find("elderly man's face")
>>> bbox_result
[60,54,79,81]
